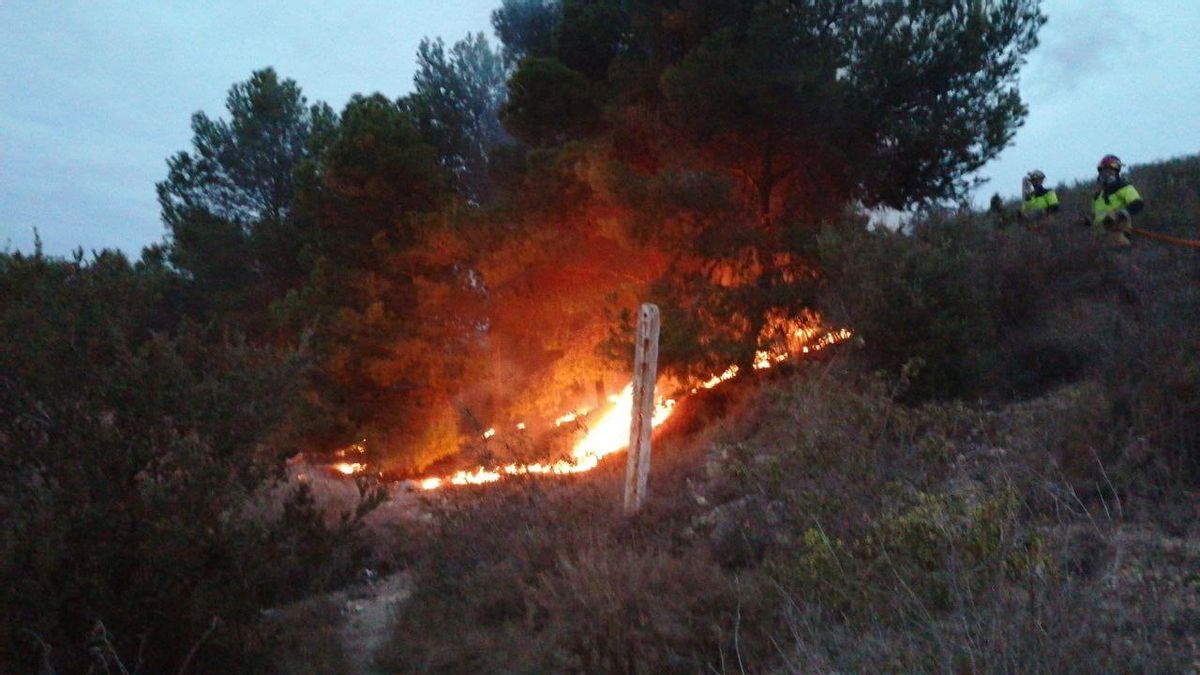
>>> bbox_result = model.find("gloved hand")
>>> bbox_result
[1103,209,1132,232]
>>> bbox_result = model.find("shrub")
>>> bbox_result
[376,470,769,674]
[818,218,1001,400]
[707,365,1197,673]
[0,250,378,672]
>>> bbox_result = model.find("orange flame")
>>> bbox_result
[554,411,585,426]
[415,383,675,490]
[326,439,369,475]
[413,326,851,491]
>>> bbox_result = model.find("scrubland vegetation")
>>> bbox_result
[372,161,1200,673]
[4,0,1198,671]
[9,155,1196,673]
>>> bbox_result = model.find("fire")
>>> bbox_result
[554,411,585,426]
[414,383,675,490]
[691,365,739,393]
[326,439,369,475]
[412,325,852,491]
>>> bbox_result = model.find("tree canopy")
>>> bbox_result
[498,0,1044,371]
[407,33,511,204]
[157,68,337,321]
[147,0,1046,468]
[154,0,1048,474]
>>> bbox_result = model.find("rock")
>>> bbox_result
[706,497,772,570]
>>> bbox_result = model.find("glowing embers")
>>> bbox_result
[328,439,369,476]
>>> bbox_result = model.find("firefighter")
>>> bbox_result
[1091,155,1144,247]
[1020,169,1059,221]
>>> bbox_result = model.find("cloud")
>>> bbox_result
[1023,2,1147,98]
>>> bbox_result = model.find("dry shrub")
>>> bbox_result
[705,363,967,542]
[775,547,1191,675]
[528,542,743,674]
[819,214,1126,402]
[375,480,619,673]
[259,596,355,675]
[1097,248,1200,487]
[700,361,1198,673]
[374,460,768,675]
[821,200,1200,495]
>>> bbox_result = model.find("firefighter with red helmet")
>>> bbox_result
[1091,154,1144,247]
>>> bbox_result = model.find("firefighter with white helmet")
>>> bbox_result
[1020,169,1059,221]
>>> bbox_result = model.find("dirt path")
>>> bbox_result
[255,466,433,672]
[338,572,411,674]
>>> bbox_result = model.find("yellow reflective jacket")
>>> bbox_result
[1021,188,1059,214]
[1092,182,1142,234]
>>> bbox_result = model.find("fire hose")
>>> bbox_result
[1130,227,1200,250]
[1075,210,1200,249]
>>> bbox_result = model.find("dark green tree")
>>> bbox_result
[281,94,476,470]
[556,0,629,81]
[846,1,1045,209]
[157,68,336,321]
[496,0,1045,374]
[646,0,1044,220]
[0,248,367,673]
[500,57,600,147]
[491,0,562,66]
[296,94,446,263]
[407,33,511,204]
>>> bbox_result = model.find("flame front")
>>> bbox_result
[413,326,851,491]
[417,383,675,490]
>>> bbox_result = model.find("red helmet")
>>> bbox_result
[1097,155,1122,172]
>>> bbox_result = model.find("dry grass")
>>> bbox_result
[365,347,1198,674]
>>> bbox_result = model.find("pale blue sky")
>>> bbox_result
[2,0,1198,256]
[979,1,1200,204]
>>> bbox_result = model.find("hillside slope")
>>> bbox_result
[349,155,1200,674]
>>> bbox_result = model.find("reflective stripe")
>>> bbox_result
[1092,184,1141,232]
[1022,190,1059,213]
